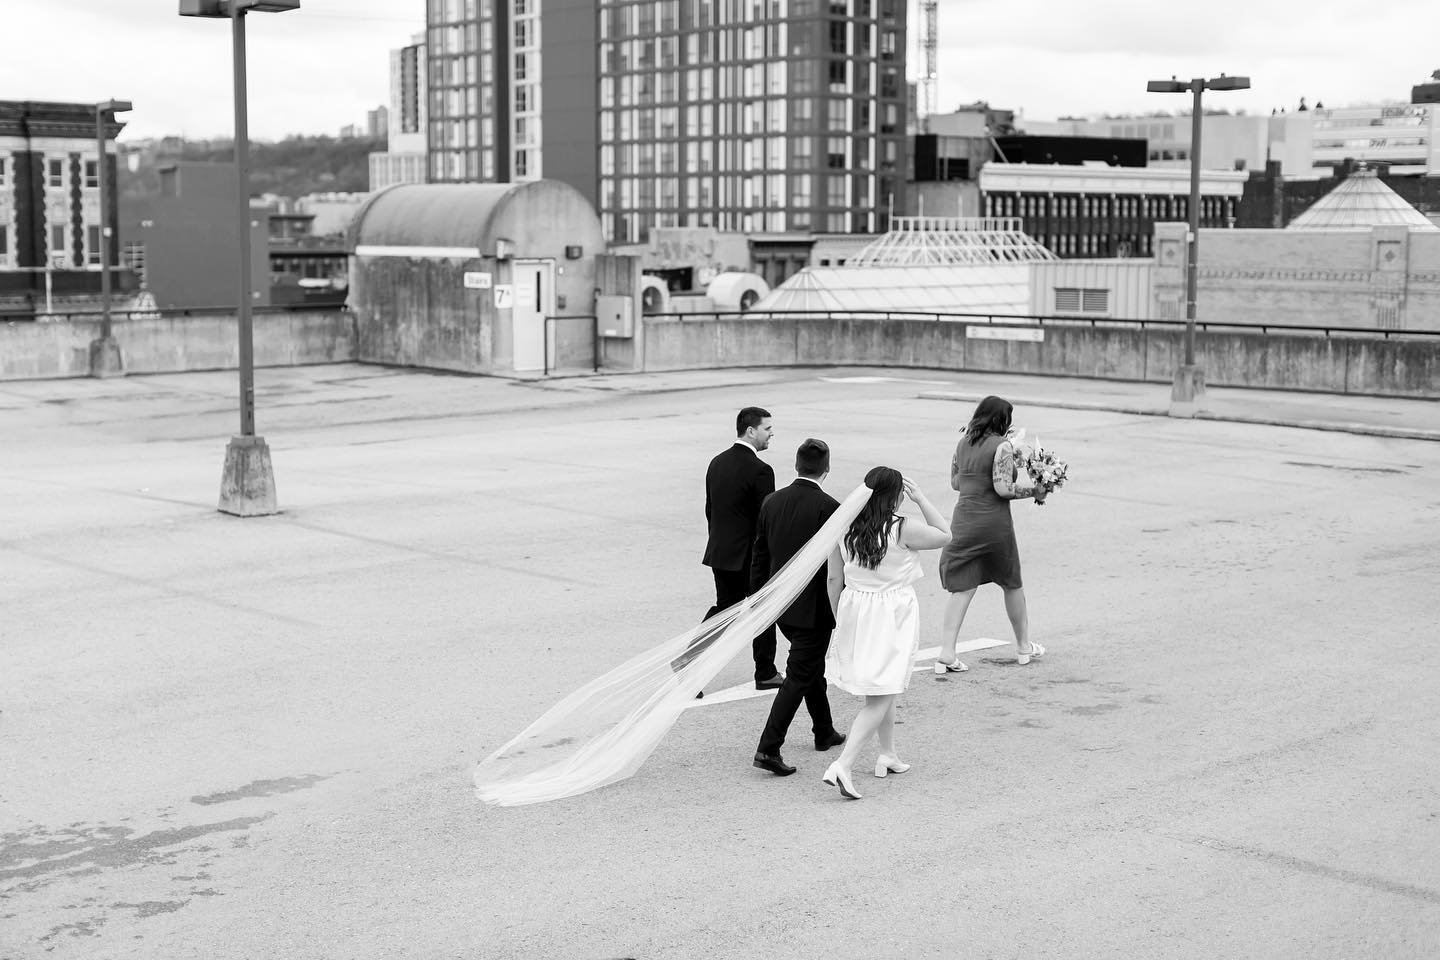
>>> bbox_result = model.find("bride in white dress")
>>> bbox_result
[824,467,952,800]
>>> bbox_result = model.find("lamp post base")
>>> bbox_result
[1169,364,1208,418]
[88,336,124,378]
[218,434,278,517]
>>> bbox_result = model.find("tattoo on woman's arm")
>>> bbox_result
[992,444,1028,498]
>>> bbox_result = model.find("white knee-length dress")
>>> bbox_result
[827,523,924,696]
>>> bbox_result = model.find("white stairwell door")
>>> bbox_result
[511,260,552,373]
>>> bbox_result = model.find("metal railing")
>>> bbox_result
[543,315,601,376]
[642,309,1440,341]
[0,303,349,324]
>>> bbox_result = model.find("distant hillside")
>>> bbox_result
[121,134,382,201]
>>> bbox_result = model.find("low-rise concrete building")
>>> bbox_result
[1026,170,1440,330]
[347,180,626,375]
[125,162,270,310]
[1154,170,1440,330]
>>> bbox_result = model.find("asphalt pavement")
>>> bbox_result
[2,363,1438,959]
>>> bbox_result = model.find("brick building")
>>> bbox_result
[0,100,132,307]
[979,161,1247,259]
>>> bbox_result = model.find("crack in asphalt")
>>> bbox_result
[1176,835,1440,905]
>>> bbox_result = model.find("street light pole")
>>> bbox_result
[1185,79,1203,369]
[90,99,132,377]
[1146,73,1250,417]
[183,0,299,516]
[231,2,256,438]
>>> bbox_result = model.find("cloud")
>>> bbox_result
[932,0,1436,119]
[3,0,420,140]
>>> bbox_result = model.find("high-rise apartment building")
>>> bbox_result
[424,0,907,242]
[370,33,430,191]
[392,35,428,147]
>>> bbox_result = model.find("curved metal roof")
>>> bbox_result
[349,181,595,251]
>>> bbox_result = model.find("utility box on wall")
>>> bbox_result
[596,295,635,337]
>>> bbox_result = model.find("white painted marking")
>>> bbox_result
[354,244,483,259]
[689,684,779,707]
[819,376,953,385]
[686,638,1010,708]
[911,637,1008,671]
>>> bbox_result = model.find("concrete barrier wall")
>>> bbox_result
[0,310,356,381]
[3,310,1435,399]
[643,316,1440,398]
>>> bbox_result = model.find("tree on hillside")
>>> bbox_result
[120,134,382,202]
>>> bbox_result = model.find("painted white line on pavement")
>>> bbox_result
[688,684,778,707]
[911,637,1008,671]
[819,376,954,385]
[687,638,1009,708]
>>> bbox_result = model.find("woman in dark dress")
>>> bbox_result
[934,396,1047,672]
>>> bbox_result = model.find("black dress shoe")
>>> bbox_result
[753,752,797,776]
[814,731,847,752]
[755,673,785,690]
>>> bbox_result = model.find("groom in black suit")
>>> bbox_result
[699,406,782,688]
[751,439,846,776]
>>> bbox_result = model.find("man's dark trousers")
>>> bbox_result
[705,567,778,682]
[757,624,833,754]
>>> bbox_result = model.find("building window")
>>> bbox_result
[85,160,100,189]
[50,225,66,264]
[0,224,8,267]
[0,156,8,187]
[48,158,64,188]
[88,225,102,266]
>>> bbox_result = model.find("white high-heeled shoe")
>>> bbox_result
[934,657,969,675]
[874,755,910,778]
[822,761,862,799]
[1016,641,1046,665]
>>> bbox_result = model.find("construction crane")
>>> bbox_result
[918,0,938,130]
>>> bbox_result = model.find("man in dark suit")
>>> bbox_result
[699,406,783,689]
[751,438,847,777]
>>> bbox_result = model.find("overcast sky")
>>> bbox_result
[2,0,1434,142]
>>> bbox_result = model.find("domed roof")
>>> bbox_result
[1287,170,1438,231]
[348,180,603,255]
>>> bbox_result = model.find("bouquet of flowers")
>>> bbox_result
[1006,428,1069,504]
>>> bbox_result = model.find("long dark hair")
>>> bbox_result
[844,466,905,570]
[963,395,1013,446]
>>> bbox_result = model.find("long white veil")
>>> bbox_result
[473,483,872,806]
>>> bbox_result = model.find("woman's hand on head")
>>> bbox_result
[902,476,920,503]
